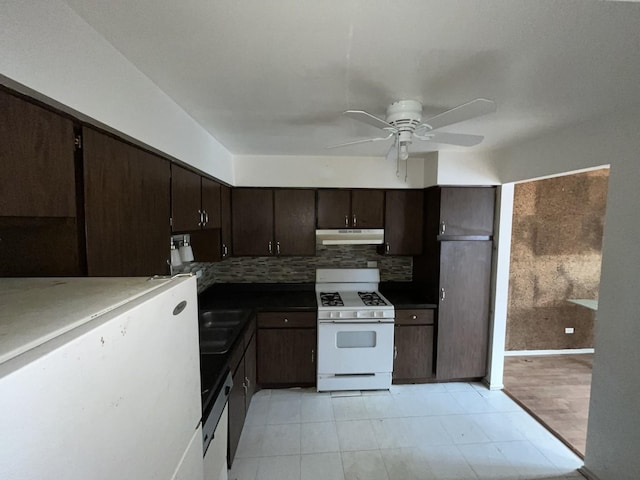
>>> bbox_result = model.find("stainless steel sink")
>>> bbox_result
[198,309,250,354]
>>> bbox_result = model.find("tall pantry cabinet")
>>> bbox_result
[414,187,495,380]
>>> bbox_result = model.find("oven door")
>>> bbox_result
[317,321,394,375]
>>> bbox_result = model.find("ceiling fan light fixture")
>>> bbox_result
[399,143,409,161]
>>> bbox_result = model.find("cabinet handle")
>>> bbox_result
[223,244,228,257]
[311,349,315,363]
[353,214,357,227]
[243,382,247,394]
[204,210,209,226]
[344,215,349,227]
[284,318,288,323]
[440,288,446,301]
[245,376,250,389]
[276,241,280,255]
[411,315,417,320]
[394,345,397,360]
[385,243,390,254]
[440,221,446,235]
[268,241,273,254]
[198,210,203,227]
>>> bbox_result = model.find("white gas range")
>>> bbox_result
[315,268,395,392]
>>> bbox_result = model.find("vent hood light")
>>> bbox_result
[316,229,384,245]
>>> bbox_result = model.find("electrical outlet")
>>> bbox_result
[565,327,575,334]
[196,269,203,279]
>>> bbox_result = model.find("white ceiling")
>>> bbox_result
[63,0,640,158]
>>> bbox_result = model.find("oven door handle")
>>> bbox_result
[318,320,395,325]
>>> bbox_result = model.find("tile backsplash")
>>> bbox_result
[181,245,412,291]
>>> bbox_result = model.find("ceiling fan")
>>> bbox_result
[329,98,497,167]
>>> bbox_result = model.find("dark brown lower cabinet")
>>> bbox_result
[257,312,316,387]
[228,319,256,467]
[393,309,435,383]
[436,241,492,380]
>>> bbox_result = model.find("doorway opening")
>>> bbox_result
[502,168,609,457]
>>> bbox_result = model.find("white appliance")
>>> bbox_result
[316,268,395,392]
[0,275,204,480]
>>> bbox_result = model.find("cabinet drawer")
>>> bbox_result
[257,311,316,328]
[395,309,434,325]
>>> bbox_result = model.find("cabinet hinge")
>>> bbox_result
[74,133,83,151]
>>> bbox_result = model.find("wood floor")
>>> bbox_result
[503,354,593,457]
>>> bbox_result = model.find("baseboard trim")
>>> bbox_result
[504,348,594,356]
[578,466,600,480]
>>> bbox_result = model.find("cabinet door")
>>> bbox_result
[83,127,171,276]
[274,189,316,255]
[351,190,384,228]
[0,90,76,217]
[171,165,202,232]
[232,189,274,256]
[317,190,350,228]
[436,241,492,380]
[257,328,316,386]
[393,325,434,382]
[220,185,232,258]
[384,190,423,255]
[439,187,495,237]
[244,332,257,410]
[228,357,246,467]
[201,177,221,229]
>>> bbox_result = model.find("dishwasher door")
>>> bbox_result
[203,403,228,480]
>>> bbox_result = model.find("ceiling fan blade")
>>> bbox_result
[386,137,398,162]
[421,98,496,131]
[327,133,393,149]
[343,110,393,130]
[416,131,485,147]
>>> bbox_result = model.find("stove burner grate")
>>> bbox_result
[358,291,387,306]
[319,292,344,307]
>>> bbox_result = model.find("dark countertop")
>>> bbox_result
[198,282,437,311]
[199,283,317,311]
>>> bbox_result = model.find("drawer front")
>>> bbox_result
[257,311,316,328]
[395,309,434,325]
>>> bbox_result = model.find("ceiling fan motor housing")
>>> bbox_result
[386,100,424,142]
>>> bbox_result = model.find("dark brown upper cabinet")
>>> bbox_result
[220,185,233,259]
[0,89,76,217]
[171,165,221,232]
[383,190,424,255]
[83,127,171,276]
[425,187,495,238]
[317,189,384,229]
[232,188,316,256]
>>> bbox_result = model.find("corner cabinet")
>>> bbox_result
[383,190,424,255]
[317,189,384,228]
[83,127,171,276]
[256,312,316,387]
[393,309,435,383]
[232,189,316,256]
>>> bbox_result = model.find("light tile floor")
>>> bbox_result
[229,382,584,480]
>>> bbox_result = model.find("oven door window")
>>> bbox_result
[336,331,376,348]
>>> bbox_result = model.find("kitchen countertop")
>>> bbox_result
[199,282,438,311]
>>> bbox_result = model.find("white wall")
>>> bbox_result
[436,151,501,186]
[0,0,233,183]
[234,155,425,188]
[494,110,640,479]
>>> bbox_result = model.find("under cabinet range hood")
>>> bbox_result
[316,229,384,245]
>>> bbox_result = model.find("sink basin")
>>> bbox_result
[198,309,250,354]
[199,309,248,328]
